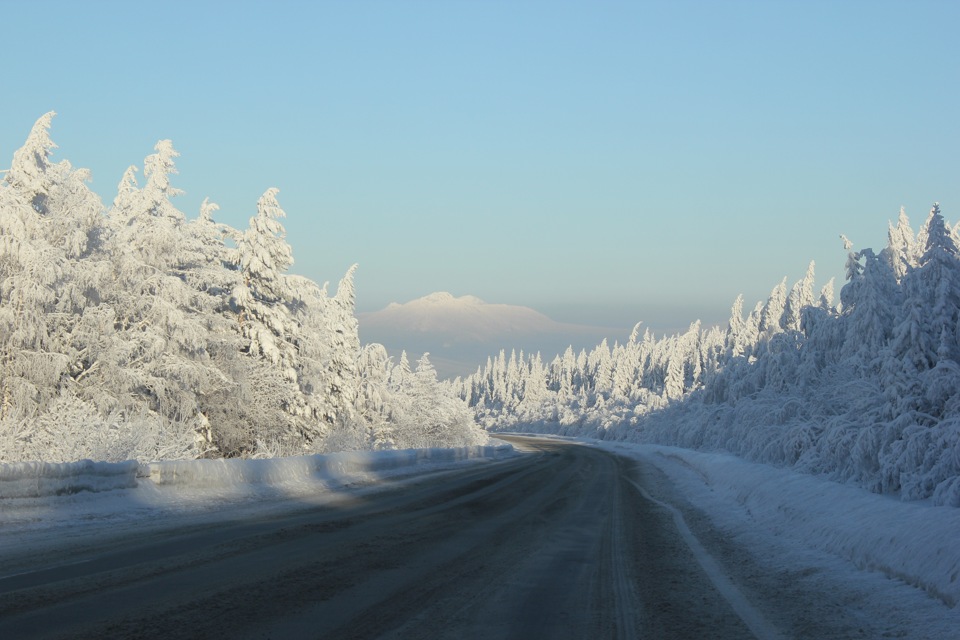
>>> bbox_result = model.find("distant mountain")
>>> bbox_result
[358,292,627,379]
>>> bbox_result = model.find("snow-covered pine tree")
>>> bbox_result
[326,264,361,426]
[783,262,816,332]
[759,277,788,338]
[354,342,394,447]
[395,353,485,449]
[911,205,960,419]
[725,295,748,359]
[181,198,241,298]
[233,188,296,366]
[223,188,317,452]
[5,111,59,216]
[839,248,899,372]
[4,111,104,259]
[885,207,916,281]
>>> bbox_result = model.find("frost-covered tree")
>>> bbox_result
[233,188,298,368]
[886,207,916,280]
[5,111,59,215]
[759,278,788,338]
[141,140,184,219]
[326,264,361,420]
[840,249,899,371]
[783,262,816,332]
[396,354,486,448]
[182,198,239,296]
[235,189,293,308]
[5,111,104,259]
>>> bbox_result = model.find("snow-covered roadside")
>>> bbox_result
[0,443,515,536]
[560,436,960,609]
[0,459,140,499]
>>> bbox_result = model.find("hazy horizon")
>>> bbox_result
[357,290,732,378]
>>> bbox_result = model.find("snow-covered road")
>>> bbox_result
[0,437,958,639]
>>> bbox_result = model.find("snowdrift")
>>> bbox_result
[143,444,514,488]
[0,459,140,499]
[0,444,514,499]
[603,440,960,608]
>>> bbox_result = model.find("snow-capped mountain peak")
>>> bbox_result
[358,292,625,378]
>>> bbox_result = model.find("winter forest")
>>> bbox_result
[4,113,960,509]
[458,205,960,506]
[0,113,487,462]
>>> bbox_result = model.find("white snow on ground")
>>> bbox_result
[0,444,515,537]
[0,459,140,499]
[616,442,960,603]
[142,445,513,489]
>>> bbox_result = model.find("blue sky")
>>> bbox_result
[2,0,958,333]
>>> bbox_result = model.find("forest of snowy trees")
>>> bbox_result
[0,113,487,463]
[457,205,960,506]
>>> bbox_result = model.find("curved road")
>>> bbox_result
[0,436,855,639]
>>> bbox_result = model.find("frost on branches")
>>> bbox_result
[460,205,960,506]
[0,113,487,463]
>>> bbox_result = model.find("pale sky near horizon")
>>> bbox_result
[2,0,958,335]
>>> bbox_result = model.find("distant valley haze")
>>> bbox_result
[359,292,640,379]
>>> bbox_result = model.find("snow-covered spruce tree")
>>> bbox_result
[182,198,241,298]
[0,167,68,428]
[225,188,327,455]
[876,205,960,500]
[388,350,415,418]
[393,354,486,449]
[5,112,58,215]
[327,264,361,425]
[233,188,297,368]
[0,114,139,461]
[840,248,900,373]
[758,277,787,341]
[95,139,237,460]
[6,112,105,261]
[353,342,395,448]
[783,261,816,332]
[886,207,917,281]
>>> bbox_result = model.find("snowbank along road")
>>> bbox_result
[0,436,889,638]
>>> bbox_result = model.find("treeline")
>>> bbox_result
[0,113,486,463]
[457,205,960,505]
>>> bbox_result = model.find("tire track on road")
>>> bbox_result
[625,476,786,640]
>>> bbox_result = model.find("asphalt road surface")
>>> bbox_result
[0,436,869,639]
